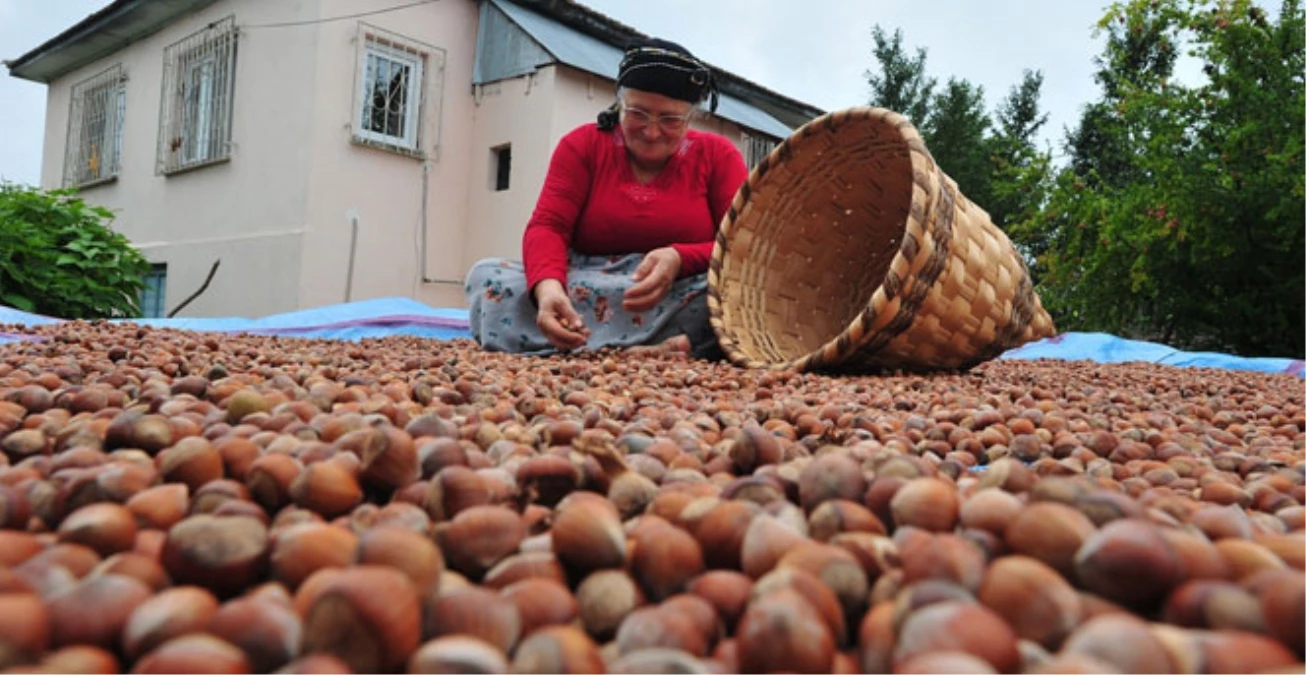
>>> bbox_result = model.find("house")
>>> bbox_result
[6,0,823,318]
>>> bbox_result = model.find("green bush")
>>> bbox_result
[0,182,150,319]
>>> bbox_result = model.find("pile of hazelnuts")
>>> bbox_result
[0,321,1301,673]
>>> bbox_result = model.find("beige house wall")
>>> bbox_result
[298,0,480,312]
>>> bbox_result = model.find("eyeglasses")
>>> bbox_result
[620,104,691,133]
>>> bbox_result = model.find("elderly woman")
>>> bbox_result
[464,38,748,358]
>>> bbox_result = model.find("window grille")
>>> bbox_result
[353,24,443,154]
[64,65,126,188]
[742,132,777,171]
[139,263,168,318]
[157,17,238,174]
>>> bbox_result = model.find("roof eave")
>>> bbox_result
[6,0,220,84]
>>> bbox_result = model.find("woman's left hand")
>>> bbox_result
[623,247,681,312]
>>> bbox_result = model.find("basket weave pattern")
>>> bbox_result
[708,107,1055,372]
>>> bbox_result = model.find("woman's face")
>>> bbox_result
[619,89,694,168]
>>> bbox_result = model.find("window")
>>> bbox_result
[140,264,167,318]
[743,132,777,171]
[64,65,126,188]
[492,144,511,191]
[353,25,442,154]
[158,17,238,174]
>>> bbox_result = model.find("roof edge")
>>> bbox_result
[7,0,220,83]
[504,0,826,123]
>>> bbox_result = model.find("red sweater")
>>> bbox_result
[522,123,748,291]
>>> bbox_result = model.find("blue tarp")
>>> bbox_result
[1,298,1302,377]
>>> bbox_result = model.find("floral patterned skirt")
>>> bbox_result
[464,252,721,358]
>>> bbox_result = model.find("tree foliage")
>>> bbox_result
[864,26,936,126]
[864,26,1052,237]
[0,182,150,319]
[1027,0,1304,356]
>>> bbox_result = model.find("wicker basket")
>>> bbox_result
[707,107,1056,372]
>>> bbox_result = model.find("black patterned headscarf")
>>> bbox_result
[598,38,719,129]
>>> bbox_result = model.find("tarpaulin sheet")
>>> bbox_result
[2,298,1302,377]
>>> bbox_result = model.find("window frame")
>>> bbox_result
[351,24,444,158]
[157,16,238,175]
[742,131,778,171]
[63,65,127,188]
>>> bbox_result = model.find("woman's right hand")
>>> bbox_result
[533,279,590,351]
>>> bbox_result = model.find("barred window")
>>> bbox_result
[64,65,126,188]
[354,25,440,154]
[742,132,777,171]
[158,17,237,174]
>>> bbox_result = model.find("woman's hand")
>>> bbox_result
[533,279,590,351]
[623,247,681,313]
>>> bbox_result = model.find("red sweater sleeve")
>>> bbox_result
[670,136,748,276]
[522,129,592,291]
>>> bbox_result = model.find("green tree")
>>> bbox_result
[923,78,994,213]
[1032,0,1304,356]
[0,182,150,319]
[989,71,1054,272]
[864,25,936,125]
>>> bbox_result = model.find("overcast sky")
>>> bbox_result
[0,0,1131,186]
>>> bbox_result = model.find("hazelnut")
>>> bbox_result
[131,633,251,674]
[213,436,260,481]
[422,586,522,654]
[778,543,870,633]
[245,454,303,513]
[407,635,509,674]
[271,654,352,674]
[614,604,709,658]
[155,436,224,492]
[288,461,362,519]
[892,600,1020,673]
[798,452,867,513]
[0,531,46,567]
[501,577,580,637]
[1162,579,1266,632]
[551,497,626,574]
[735,587,835,673]
[898,532,986,593]
[0,592,49,668]
[301,565,421,672]
[728,423,783,474]
[1060,613,1177,673]
[511,625,604,674]
[608,647,712,674]
[207,595,303,672]
[515,454,580,508]
[959,488,1024,534]
[808,499,885,542]
[48,574,152,650]
[753,567,846,646]
[689,499,758,570]
[576,569,646,641]
[629,518,705,601]
[977,555,1081,649]
[356,525,444,593]
[37,645,120,674]
[344,426,419,493]
[1004,501,1097,580]
[161,514,270,598]
[269,522,358,590]
[481,551,566,591]
[424,466,491,522]
[740,514,808,579]
[687,570,753,633]
[889,477,959,532]
[57,502,137,557]
[436,505,526,579]
[125,483,191,531]
[121,586,220,662]
[89,552,170,592]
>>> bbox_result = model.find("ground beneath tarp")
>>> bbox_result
[1,297,1301,378]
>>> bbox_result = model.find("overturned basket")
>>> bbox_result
[708,107,1056,372]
